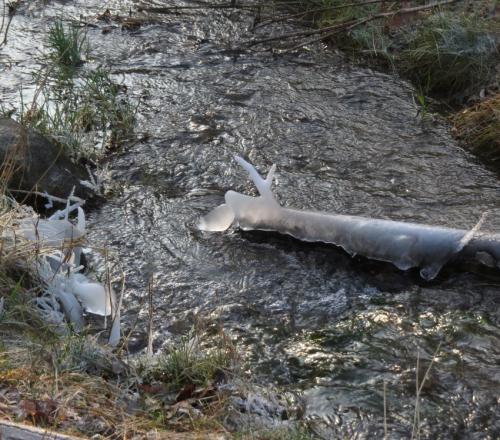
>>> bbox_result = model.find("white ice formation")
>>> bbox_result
[13,197,119,344]
[199,156,500,280]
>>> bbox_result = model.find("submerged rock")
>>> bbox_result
[0,118,93,203]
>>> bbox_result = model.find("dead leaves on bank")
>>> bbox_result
[19,398,59,425]
[95,8,162,32]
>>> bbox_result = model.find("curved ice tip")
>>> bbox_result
[198,204,235,232]
[234,155,276,198]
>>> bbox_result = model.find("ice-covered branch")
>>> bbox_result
[199,157,500,280]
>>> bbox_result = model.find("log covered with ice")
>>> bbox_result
[199,157,500,280]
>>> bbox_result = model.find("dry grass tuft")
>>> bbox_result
[452,93,500,163]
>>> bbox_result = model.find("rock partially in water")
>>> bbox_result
[0,118,93,203]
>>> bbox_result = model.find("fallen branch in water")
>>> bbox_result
[246,0,460,47]
[247,17,359,47]
[256,0,397,29]
[199,156,500,280]
[138,1,256,14]
[137,0,323,14]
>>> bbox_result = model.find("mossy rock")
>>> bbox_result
[0,118,94,204]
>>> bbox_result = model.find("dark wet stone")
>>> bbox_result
[0,118,93,204]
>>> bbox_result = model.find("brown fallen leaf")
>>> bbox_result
[175,382,196,402]
[19,398,59,425]
[138,383,165,394]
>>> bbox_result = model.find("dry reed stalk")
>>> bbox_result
[147,275,154,357]
[411,342,442,440]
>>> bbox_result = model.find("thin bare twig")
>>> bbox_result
[104,249,111,329]
[412,350,420,440]
[383,380,388,439]
[108,271,125,346]
[118,287,147,355]
[147,275,154,357]
[0,0,18,47]
[138,2,254,14]
[411,342,442,440]
[0,0,6,36]
[350,0,460,24]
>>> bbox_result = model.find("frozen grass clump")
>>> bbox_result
[47,19,87,69]
[14,17,135,160]
[278,2,498,104]
[399,12,499,99]
[22,65,135,159]
[137,332,235,393]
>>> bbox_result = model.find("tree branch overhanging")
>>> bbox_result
[256,0,400,29]
[246,0,460,48]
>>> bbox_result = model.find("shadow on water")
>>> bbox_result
[2,0,500,437]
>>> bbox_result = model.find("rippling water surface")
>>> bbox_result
[2,1,500,437]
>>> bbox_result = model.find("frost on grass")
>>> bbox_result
[200,157,500,280]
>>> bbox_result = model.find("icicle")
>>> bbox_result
[44,191,54,209]
[108,282,123,347]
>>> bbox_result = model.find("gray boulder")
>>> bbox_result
[0,118,93,203]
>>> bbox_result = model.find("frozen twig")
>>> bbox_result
[7,189,85,206]
[147,276,154,357]
[108,272,124,347]
[458,211,488,250]
[200,157,500,279]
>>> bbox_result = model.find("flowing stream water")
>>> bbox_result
[1,1,500,438]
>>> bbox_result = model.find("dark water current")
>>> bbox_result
[1,1,500,438]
